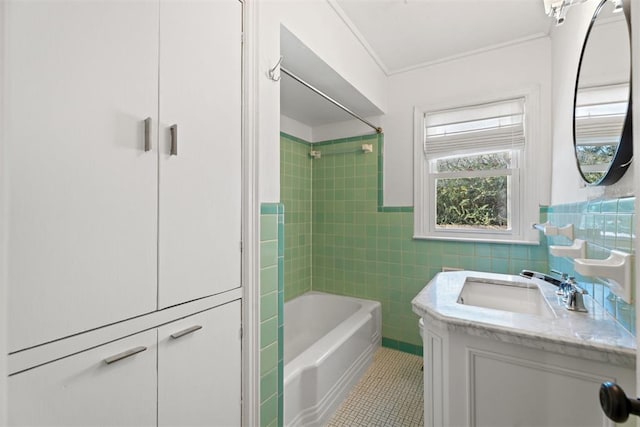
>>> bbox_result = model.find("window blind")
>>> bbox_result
[575,84,628,145]
[424,97,525,157]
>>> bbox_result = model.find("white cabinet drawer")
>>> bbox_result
[8,330,157,426]
[158,300,242,427]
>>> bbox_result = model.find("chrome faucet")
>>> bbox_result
[554,271,569,296]
[564,277,588,313]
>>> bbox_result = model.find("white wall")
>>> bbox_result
[382,37,553,207]
[302,115,382,143]
[550,0,634,204]
[0,0,7,420]
[280,115,312,142]
[267,0,633,207]
[258,0,387,203]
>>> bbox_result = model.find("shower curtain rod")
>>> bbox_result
[280,66,383,134]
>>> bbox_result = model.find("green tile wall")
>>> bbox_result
[547,198,636,335]
[280,134,313,301]
[280,133,548,350]
[260,204,284,427]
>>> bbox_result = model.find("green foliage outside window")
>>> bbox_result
[435,152,510,229]
[575,144,616,183]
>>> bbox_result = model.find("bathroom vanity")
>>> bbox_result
[412,271,636,427]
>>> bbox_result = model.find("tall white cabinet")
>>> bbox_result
[5,0,244,425]
[7,0,160,352]
[158,0,242,309]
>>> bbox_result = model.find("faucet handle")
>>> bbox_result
[564,280,589,312]
[568,277,588,294]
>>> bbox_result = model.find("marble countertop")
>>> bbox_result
[412,271,636,368]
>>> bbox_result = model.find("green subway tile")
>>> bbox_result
[491,258,510,274]
[491,245,510,259]
[261,317,278,348]
[261,342,278,370]
[587,200,602,213]
[260,393,278,427]
[260,367,278,404]
[261,292,277,322]
[398,341,422,356]
[261,204,280,215]
[261,266,278,295]
[473,257,491,272]
[618,197,635,213]
[261,241,278,268]
[601,199,619,214]
[382,337,398,349]
[261,215,278,241]
[281,130,636,346]
[378,206,414,213]
[511,246,529,260]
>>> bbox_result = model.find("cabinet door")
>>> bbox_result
[8,330,157,426]
[158,300,242,427]
[158,0,243,308]
[7,0,159,351]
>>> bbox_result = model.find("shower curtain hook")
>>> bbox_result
[268,56,283,82]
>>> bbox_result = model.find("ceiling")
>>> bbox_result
[280,26,384,128]
[281,0,553,129]
[333,0,553,75]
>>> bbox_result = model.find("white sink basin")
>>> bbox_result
[457,277,555,319]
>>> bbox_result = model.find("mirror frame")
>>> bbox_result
[573,0,633,186]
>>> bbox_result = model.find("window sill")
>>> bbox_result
[412,234,540,246]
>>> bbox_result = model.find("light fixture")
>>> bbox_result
[611,0,624,12]
[543,0,582,25]
[544,0,624,25]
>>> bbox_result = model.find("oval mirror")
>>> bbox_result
[574,0,632,185]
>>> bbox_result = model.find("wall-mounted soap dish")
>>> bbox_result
[574,250,634,303]
[549,239,586,259]
[532,222,574,240]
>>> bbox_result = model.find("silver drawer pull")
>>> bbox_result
[169,124,178,156]
[144,117,152,152]
[170,325,203,339]
[104,346,147,365]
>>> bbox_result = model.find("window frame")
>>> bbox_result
[429,150,520,235]
[413,88,544,244]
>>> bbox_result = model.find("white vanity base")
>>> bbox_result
[413,271,637,427]
[423,320,635,427]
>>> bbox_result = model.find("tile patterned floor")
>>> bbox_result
[327,347,424,427]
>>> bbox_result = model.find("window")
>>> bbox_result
[574,83,629,182]
[414,91,544,244]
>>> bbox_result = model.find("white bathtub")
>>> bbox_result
[284,292,381,427]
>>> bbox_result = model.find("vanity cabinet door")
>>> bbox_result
[8,330,157,426]
[157,300,242,426]
[158,0,243,308]
[6,0,159,351]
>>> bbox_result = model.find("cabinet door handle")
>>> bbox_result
[169,124,178,156]
[144,117,152,152]
[103,346,147,365]
[170,325,203,339]
[600,382,640,422]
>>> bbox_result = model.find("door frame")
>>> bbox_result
[632,0,640,396]
[0,0,8,422]
[241,0,261,425]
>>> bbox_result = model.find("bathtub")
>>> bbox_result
[284,292,381,427]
